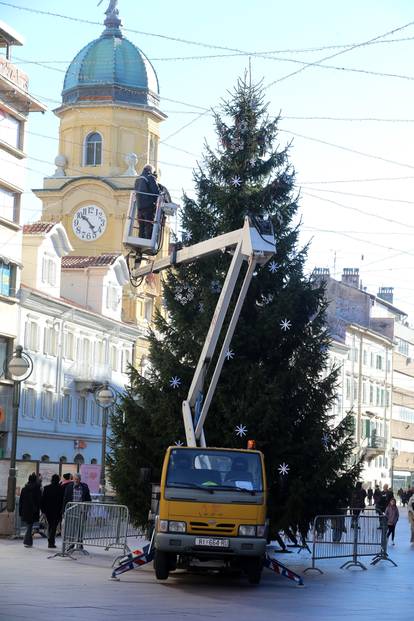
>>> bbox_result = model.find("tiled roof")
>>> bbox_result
[61,253,121,269]
[23,222,57,235]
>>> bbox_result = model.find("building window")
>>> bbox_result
[376,355,383,370]
[144,298,153,322]
[0,108,21,149]
[61,394,72,423]
[0,260,16,297]
[370,352,374,367]
[22,453,31,461]
[122,348,131,373]
[77,337,91,365]
[149,134,158,168]
[106,284,120,311]
[396,337,410,357]
[41,455,50,462]
[64,332,75,360]
[44,325,58,356]
[24,320,40,352]
[84,132,102,166]
[42,256,57,287]
[91,458,97,465]
[77,396,87,424]
[0,187,19,223]
[96,340,105,365]
[345,377,350,400]
[22,388,36,419]
[91,402,100,426]
[41,392,54,420]
[59,456,67,464]
[362,382,367,405]
[110,345,118,371]
[74,453,84,465]
[369,383,374,405]
[363,350,367,366]
[0,336,12,376]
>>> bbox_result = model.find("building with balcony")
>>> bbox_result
[316,268,414,488]
[0,221,142,496]
[0,20,46,459]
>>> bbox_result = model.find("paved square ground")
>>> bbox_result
[1,509,413,620]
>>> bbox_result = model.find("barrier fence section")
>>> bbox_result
[58,502,130,558]
[304,511,397,573]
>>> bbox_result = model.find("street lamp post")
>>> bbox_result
[4,346,33,512]
[390,447,399,491]
[94,381,117,497]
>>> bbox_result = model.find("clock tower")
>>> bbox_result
[33,3,166,257]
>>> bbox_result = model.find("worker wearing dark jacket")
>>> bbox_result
[41,474,64,548]
[134,164,160,239]
[19,473,41,548]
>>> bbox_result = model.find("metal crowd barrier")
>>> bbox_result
[56,502,131,558]
[304,511,397,573]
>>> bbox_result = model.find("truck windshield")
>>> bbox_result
[166,449,263,492]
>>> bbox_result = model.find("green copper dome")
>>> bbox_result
[62,10,160,109]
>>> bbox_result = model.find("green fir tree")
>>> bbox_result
[109,78,361,535]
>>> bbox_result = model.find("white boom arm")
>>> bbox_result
[131,216,276,447]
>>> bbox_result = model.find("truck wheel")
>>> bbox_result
[245,557,263,585]
[154,550,170,580]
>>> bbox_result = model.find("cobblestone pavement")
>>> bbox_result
[0,508,413,621]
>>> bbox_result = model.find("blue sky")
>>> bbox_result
[2,0,414,318]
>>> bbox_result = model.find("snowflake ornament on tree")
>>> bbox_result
[235,424,248,437]
[268,260,279,274]
[230,176,241,187]
[210,280,222,294]
[225,349,235,360]
[322,433,330,449]
[169,376,181,389]
[278,462,290,476]
[174,440,184,446]
[280,318,292,332]
[174,283,195,305]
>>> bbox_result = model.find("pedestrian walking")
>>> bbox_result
[384,498,399,545]
[367,487,373,506]
[19,473,41,548]
[408,491,414,544]
[351,481,366,526]
[373,485,381,508]
[41,474,64,548]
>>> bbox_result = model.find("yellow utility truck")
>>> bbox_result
[124,198,275,584]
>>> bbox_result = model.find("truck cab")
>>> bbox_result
[154,446,268,584]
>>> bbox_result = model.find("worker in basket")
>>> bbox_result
[134,164,160,239]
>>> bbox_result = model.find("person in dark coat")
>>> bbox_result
[41,474,64,548]
[366,487,373,506]
[62,473,92,552]
[350,482,366,527]
[134,164,160,239]
[62,473,91,512]
[19,473,41,548]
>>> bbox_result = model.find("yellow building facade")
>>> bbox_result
[33,4,167,359]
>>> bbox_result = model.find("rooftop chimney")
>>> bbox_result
[377,286,394,304]
[341,267,360,288]
[312,267,330,278]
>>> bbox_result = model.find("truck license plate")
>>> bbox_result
[195,537,230,548]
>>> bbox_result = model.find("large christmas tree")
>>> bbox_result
[109,78,360,537]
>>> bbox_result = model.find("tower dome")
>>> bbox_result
[62,5,160,110]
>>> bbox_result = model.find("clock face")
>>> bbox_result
[72,205,107,241]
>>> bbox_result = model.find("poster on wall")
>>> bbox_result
[16,461,38,496]
[39,463,60,487]
[60,463,78,479]
[80,464,101,494]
